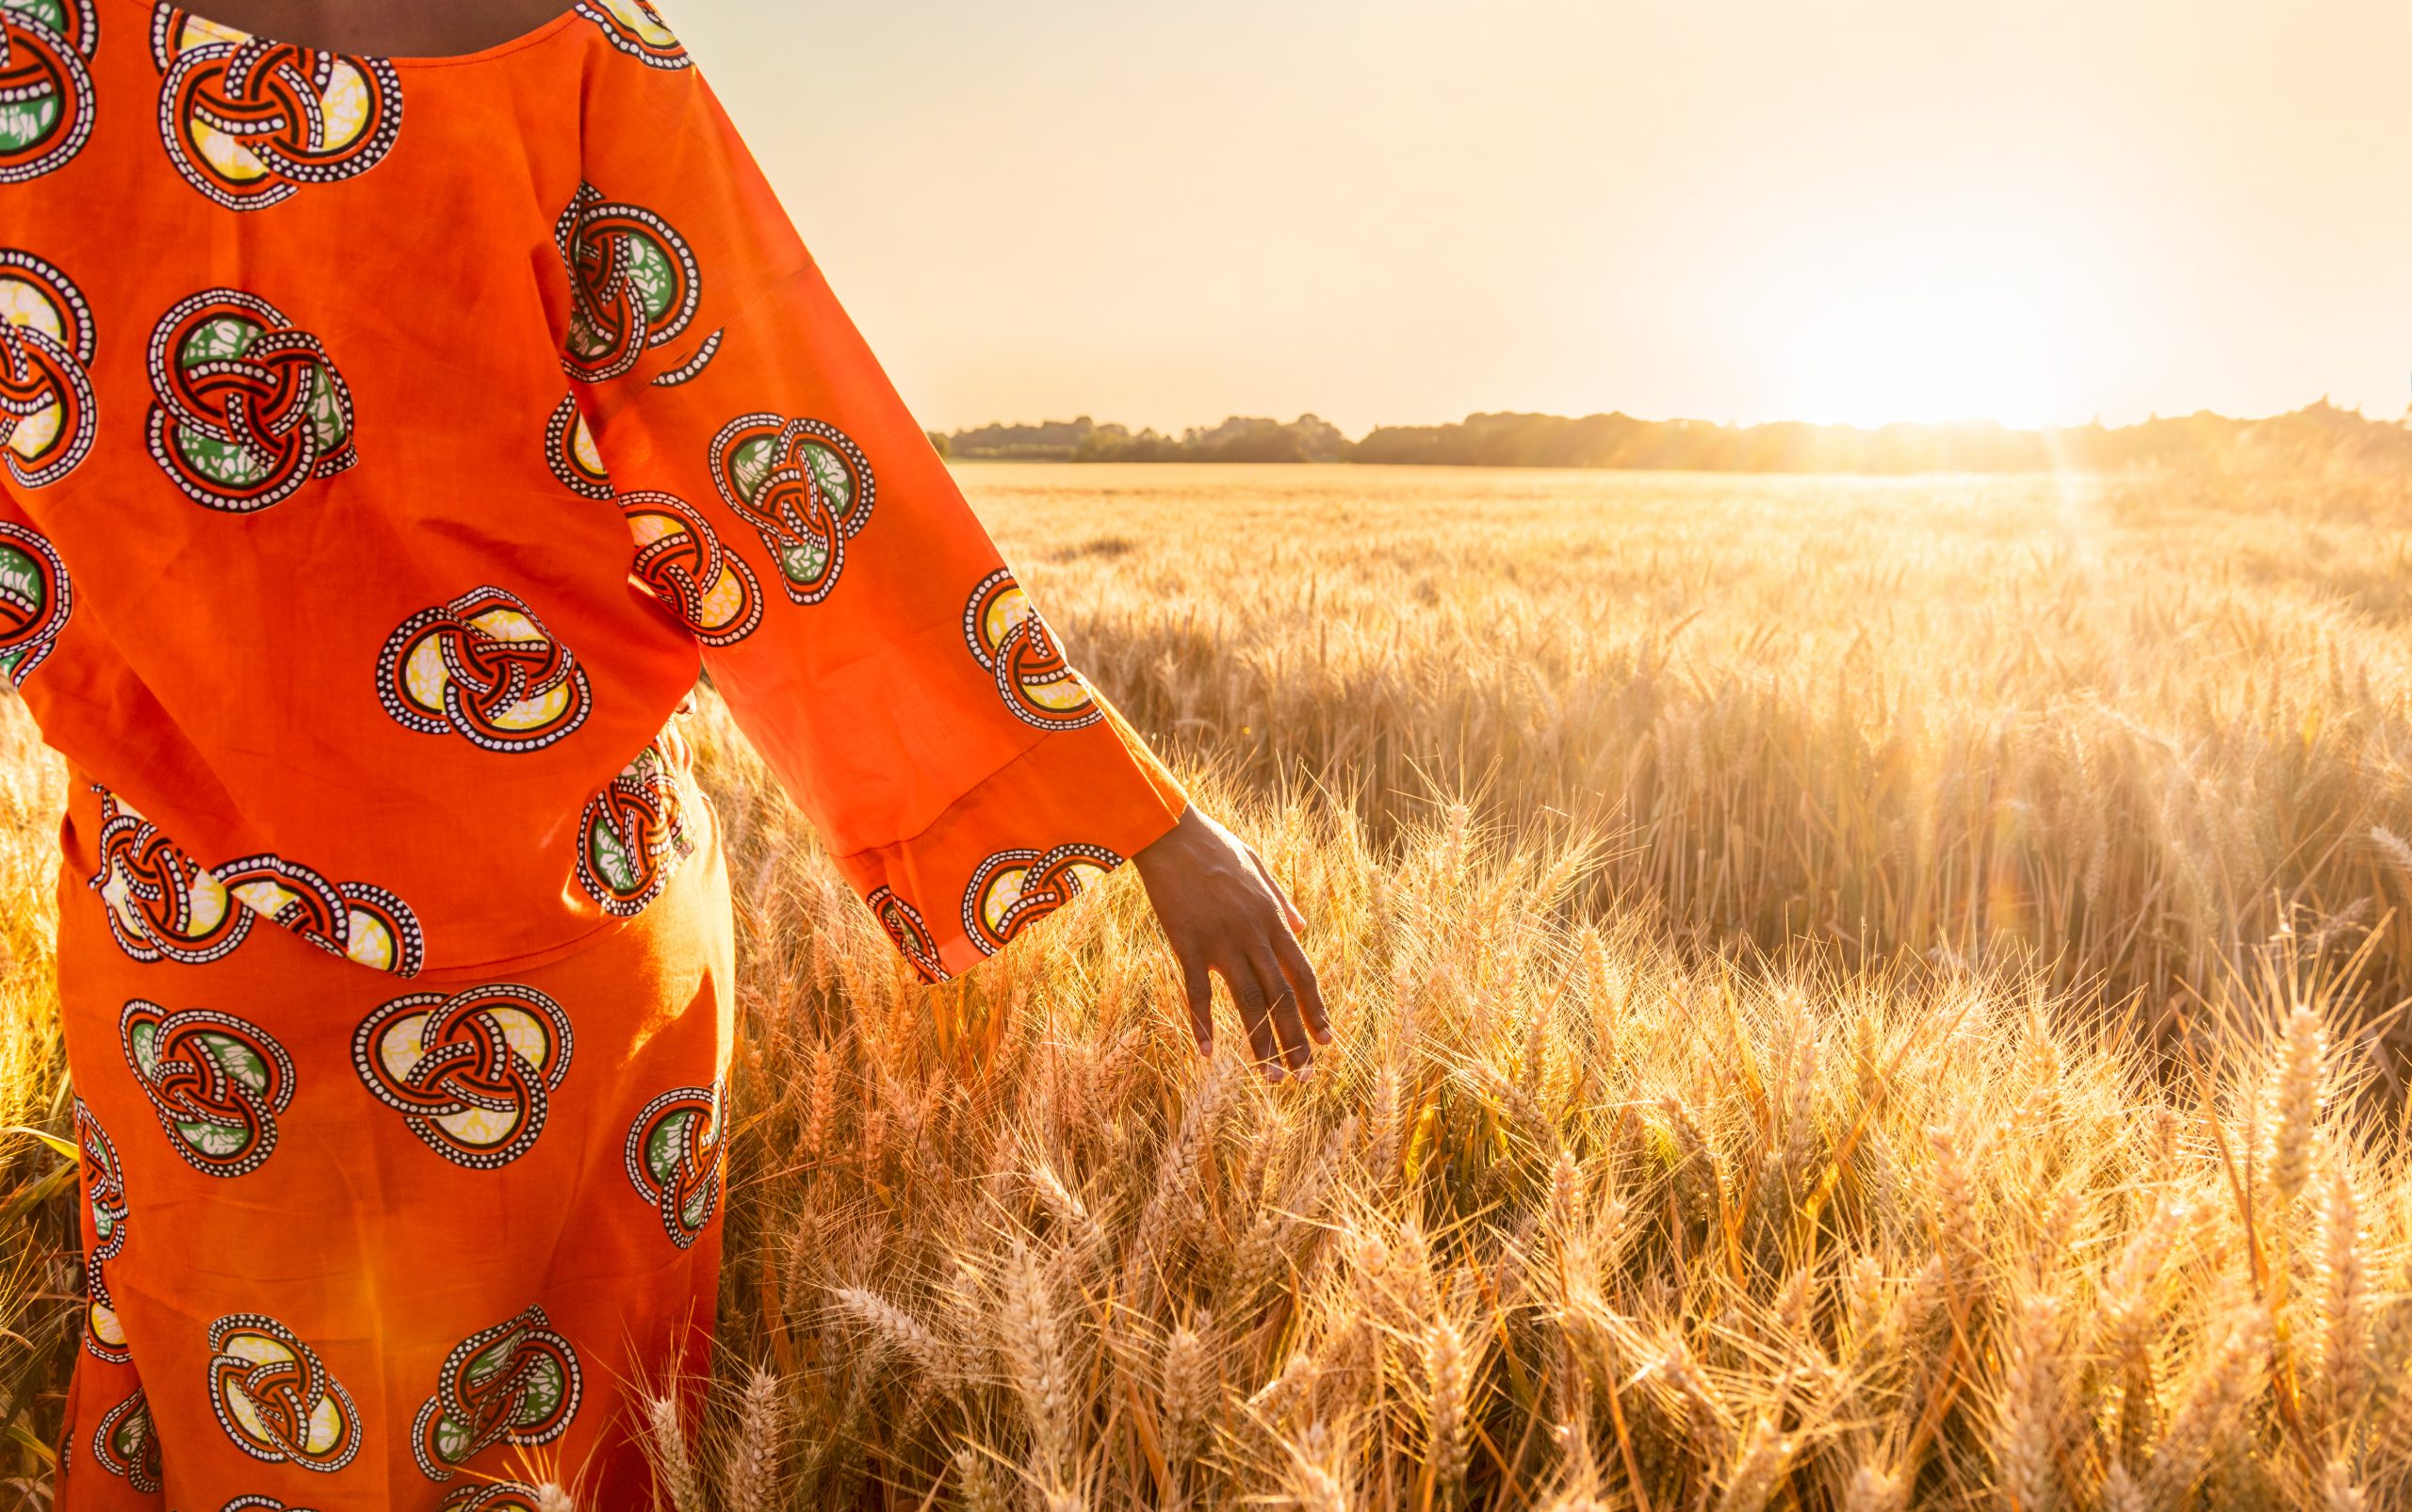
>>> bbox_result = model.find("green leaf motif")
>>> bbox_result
[176,427,271,487]
[432,1409,472,1464]
[730,436,774,503]
[802,443,853,515]
[588,818,639,894]
[646,1114,691,1183]
[182,316,260,367]
[778,541,828,588]
[0,99,60,154]
[4,1,73,32]
[175,1117,250,1159]
[197,1032,271,1097]
[618,235,676,322]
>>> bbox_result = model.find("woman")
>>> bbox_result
[3,0,1326,1504]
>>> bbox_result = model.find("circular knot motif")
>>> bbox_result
[90,784,426,974]
[412,1306,583,1481]
[557,183,714,383]
[0,518,70,685]
[74,1099,130,1363]
[91,1387,163,1493]
[0,0,97,183]
[92,785,252,964]
[355,984,574,1168]
[576,0,689,69]
[147,287,358,512]
[963,569,1100,730]
[206,1313,362,1472]
[0,248,97,488]
[545,394,612,498]
[73,1098,127,1261]
[154,11,403,210]
[867,886,949,984]
[575,730,694,917]
[626,1081,723,1249]
[963,843,1122,956]
[709,413,874,605]
[82,1253,129,1362]
[120,1000,296,1178]
[620,489,762,646]
[378,586,593,753]
[220,853,424,975]
[440,1486,550,1512]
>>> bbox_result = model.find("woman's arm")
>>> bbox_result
[550,38,1329,1074]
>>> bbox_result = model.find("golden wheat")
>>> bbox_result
[1001,458,2412,1049]
[7,457,2412,1508]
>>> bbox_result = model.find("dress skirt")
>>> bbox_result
[53,771,734,1512]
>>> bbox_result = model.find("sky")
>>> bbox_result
[673,0,2412,437]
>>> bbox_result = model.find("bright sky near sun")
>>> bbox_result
[672,0,2412,435]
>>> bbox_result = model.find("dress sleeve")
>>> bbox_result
[549,40,1185,983]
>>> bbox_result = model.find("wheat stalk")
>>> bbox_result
[803,1042,839,1161]
[1714,1415,1794,1512]
[2143,1309,2270,1504]
[644,1388,707,1512]
[2265,1005,2327,1214]
[1285,1421,1351,1512]
[2098,1460,2144,1512]
[1841,1462,1905,1512]
[830,1285,956,1385]
[999,1237,1079,1489]
[1422,1315,1473,1502]
[1994,1293,2062,1512]
[2316,1161,2370,1428]
[1162,1318,1214,1470]
[724,1366,785,1512]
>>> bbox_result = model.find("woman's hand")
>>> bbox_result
[1133,805,1329,1079]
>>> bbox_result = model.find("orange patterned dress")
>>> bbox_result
[1,1,1188,1505]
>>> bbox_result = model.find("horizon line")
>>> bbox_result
[935,397,2409,446]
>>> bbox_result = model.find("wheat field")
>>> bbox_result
[8,457,2412,1509]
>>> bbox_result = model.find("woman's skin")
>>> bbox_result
[1133,806,1331,1079]
[173,0,585,57]
[187,0,1330,1077]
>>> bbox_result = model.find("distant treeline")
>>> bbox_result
[935,415,1354,464]
[930,401,2412,472]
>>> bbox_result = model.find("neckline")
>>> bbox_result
[123,0,593,69]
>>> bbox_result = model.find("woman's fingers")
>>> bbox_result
[1220,960,1285,1078]
[1134,806,1331,1081]
[1177,940,1214,1057]
[1272,926,1332,1045]
[1252,948,1315,1075]
[1247,847,1307,934]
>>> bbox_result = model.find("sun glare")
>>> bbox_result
[1720,193,2135,430]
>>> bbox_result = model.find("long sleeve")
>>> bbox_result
[547,41,1186,982]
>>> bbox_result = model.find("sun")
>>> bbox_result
[1719,190,2137,430]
